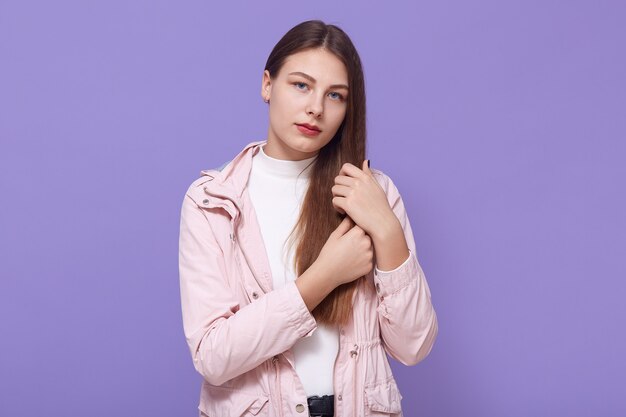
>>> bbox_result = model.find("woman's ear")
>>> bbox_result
[261,70,272,103]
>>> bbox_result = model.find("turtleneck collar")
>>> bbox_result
[253,144,317,179]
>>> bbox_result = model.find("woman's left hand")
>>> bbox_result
[331,160,398,238]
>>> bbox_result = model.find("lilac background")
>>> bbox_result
[1,1,625,416]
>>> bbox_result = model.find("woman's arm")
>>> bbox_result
[178,191,317,386]
[370,173,438,365]
[332,163,438,366]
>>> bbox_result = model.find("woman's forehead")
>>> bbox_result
[280,49,348,82]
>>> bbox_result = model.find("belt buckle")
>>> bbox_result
[307,395,333,417]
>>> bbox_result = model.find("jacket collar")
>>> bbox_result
[196,140,266,221]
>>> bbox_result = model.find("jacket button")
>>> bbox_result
[202,198,210,205]
[295,403,305,413]
[375,282,381,293]
[252,292,258,299]
[338,394,342,401]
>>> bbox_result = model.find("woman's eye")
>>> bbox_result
[329,92,344,101]
[294,82,308,90]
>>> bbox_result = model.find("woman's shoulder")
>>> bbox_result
[180,167,225,209]
[369,167,405,206]
[184,159,232,193]
[184,140,264,194]
[369,167,390,185]
[370,167,399,191]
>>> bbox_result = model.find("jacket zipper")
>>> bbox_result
[272,355,284,417]
[350,344,359,417]
[231,218,271,294]
[230,224,248,294]
[332,341,340,416]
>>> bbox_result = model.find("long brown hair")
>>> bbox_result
[264,20,367,326]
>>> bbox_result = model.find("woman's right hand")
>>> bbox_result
[314,216,374,287]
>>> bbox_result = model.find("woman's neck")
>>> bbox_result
[254,144,317,178]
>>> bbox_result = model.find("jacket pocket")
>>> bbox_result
[199,385,269,417]
[363,377,403,416]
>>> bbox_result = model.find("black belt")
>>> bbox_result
[307,395,334,417]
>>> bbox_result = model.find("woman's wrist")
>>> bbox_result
[295,262,337,311]
[370,218,410,271]
[369,214,402,243]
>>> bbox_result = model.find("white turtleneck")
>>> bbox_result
[247,144,339,397]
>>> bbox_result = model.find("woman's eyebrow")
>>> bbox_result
[288,71,349,90]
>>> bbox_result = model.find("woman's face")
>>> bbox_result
[261,48,349,161]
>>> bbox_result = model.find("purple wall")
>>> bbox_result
[1,1,624,416]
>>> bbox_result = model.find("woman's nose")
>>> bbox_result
[306,94,324,118]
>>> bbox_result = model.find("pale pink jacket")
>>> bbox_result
[179,140,438,417]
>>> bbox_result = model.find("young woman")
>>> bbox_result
[179,20,438,417]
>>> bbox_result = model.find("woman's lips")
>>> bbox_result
[296,124,321,136]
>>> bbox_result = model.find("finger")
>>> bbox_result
[331,196,346,214]
[334,175,355,187]
[362,159,372,175]
[333,214,353,236]
[338,162,367,179]
[332,196,347,216]
[345,223,365,238]
[331,184,351,197]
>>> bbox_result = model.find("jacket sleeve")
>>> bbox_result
[372,173,438,366]
[178,190,317,386]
